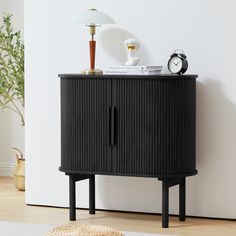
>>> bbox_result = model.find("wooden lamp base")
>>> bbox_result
[82,39,103,75]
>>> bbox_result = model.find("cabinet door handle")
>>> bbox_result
[109,106,116,147]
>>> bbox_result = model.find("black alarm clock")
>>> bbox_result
[168,50,188,75]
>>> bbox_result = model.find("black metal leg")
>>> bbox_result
[69,175,76,221]
[162,180,169,228]
[89,175,95,214]
[179,178,186,221]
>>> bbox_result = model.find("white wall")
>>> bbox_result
[0,0,24,176]
[25,0,236,219]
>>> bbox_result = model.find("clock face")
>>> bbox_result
[168,57,183,73]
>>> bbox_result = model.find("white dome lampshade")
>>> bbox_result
[78,8,115,26]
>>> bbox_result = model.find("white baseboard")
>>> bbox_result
[0,162,15,176]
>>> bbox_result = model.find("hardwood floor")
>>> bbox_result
[0,177,235,235]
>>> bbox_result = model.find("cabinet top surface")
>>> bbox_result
[59,74,198,79]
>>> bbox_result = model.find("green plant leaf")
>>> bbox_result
[0,13,24,126]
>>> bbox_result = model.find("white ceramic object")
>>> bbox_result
[124,38,140,66]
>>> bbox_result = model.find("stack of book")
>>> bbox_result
[103,65,163,75]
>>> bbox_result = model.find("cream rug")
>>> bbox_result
[0,221,173,236]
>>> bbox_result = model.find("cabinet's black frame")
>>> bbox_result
[66,173,187,228]
[59,74,198,228]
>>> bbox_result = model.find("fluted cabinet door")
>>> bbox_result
[61,78,112,173]
[112,78,196,177]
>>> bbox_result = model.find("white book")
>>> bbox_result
[103,70,162,75]
[106,65,163,72]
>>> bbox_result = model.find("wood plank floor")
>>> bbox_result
[0,177,235,235]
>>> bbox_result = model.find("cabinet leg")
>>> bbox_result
[179,178,186,221]
[89,175,95,214]
[69,175,76,221]
[162,180,169,228]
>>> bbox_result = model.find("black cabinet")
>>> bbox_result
[59,74,198,228]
